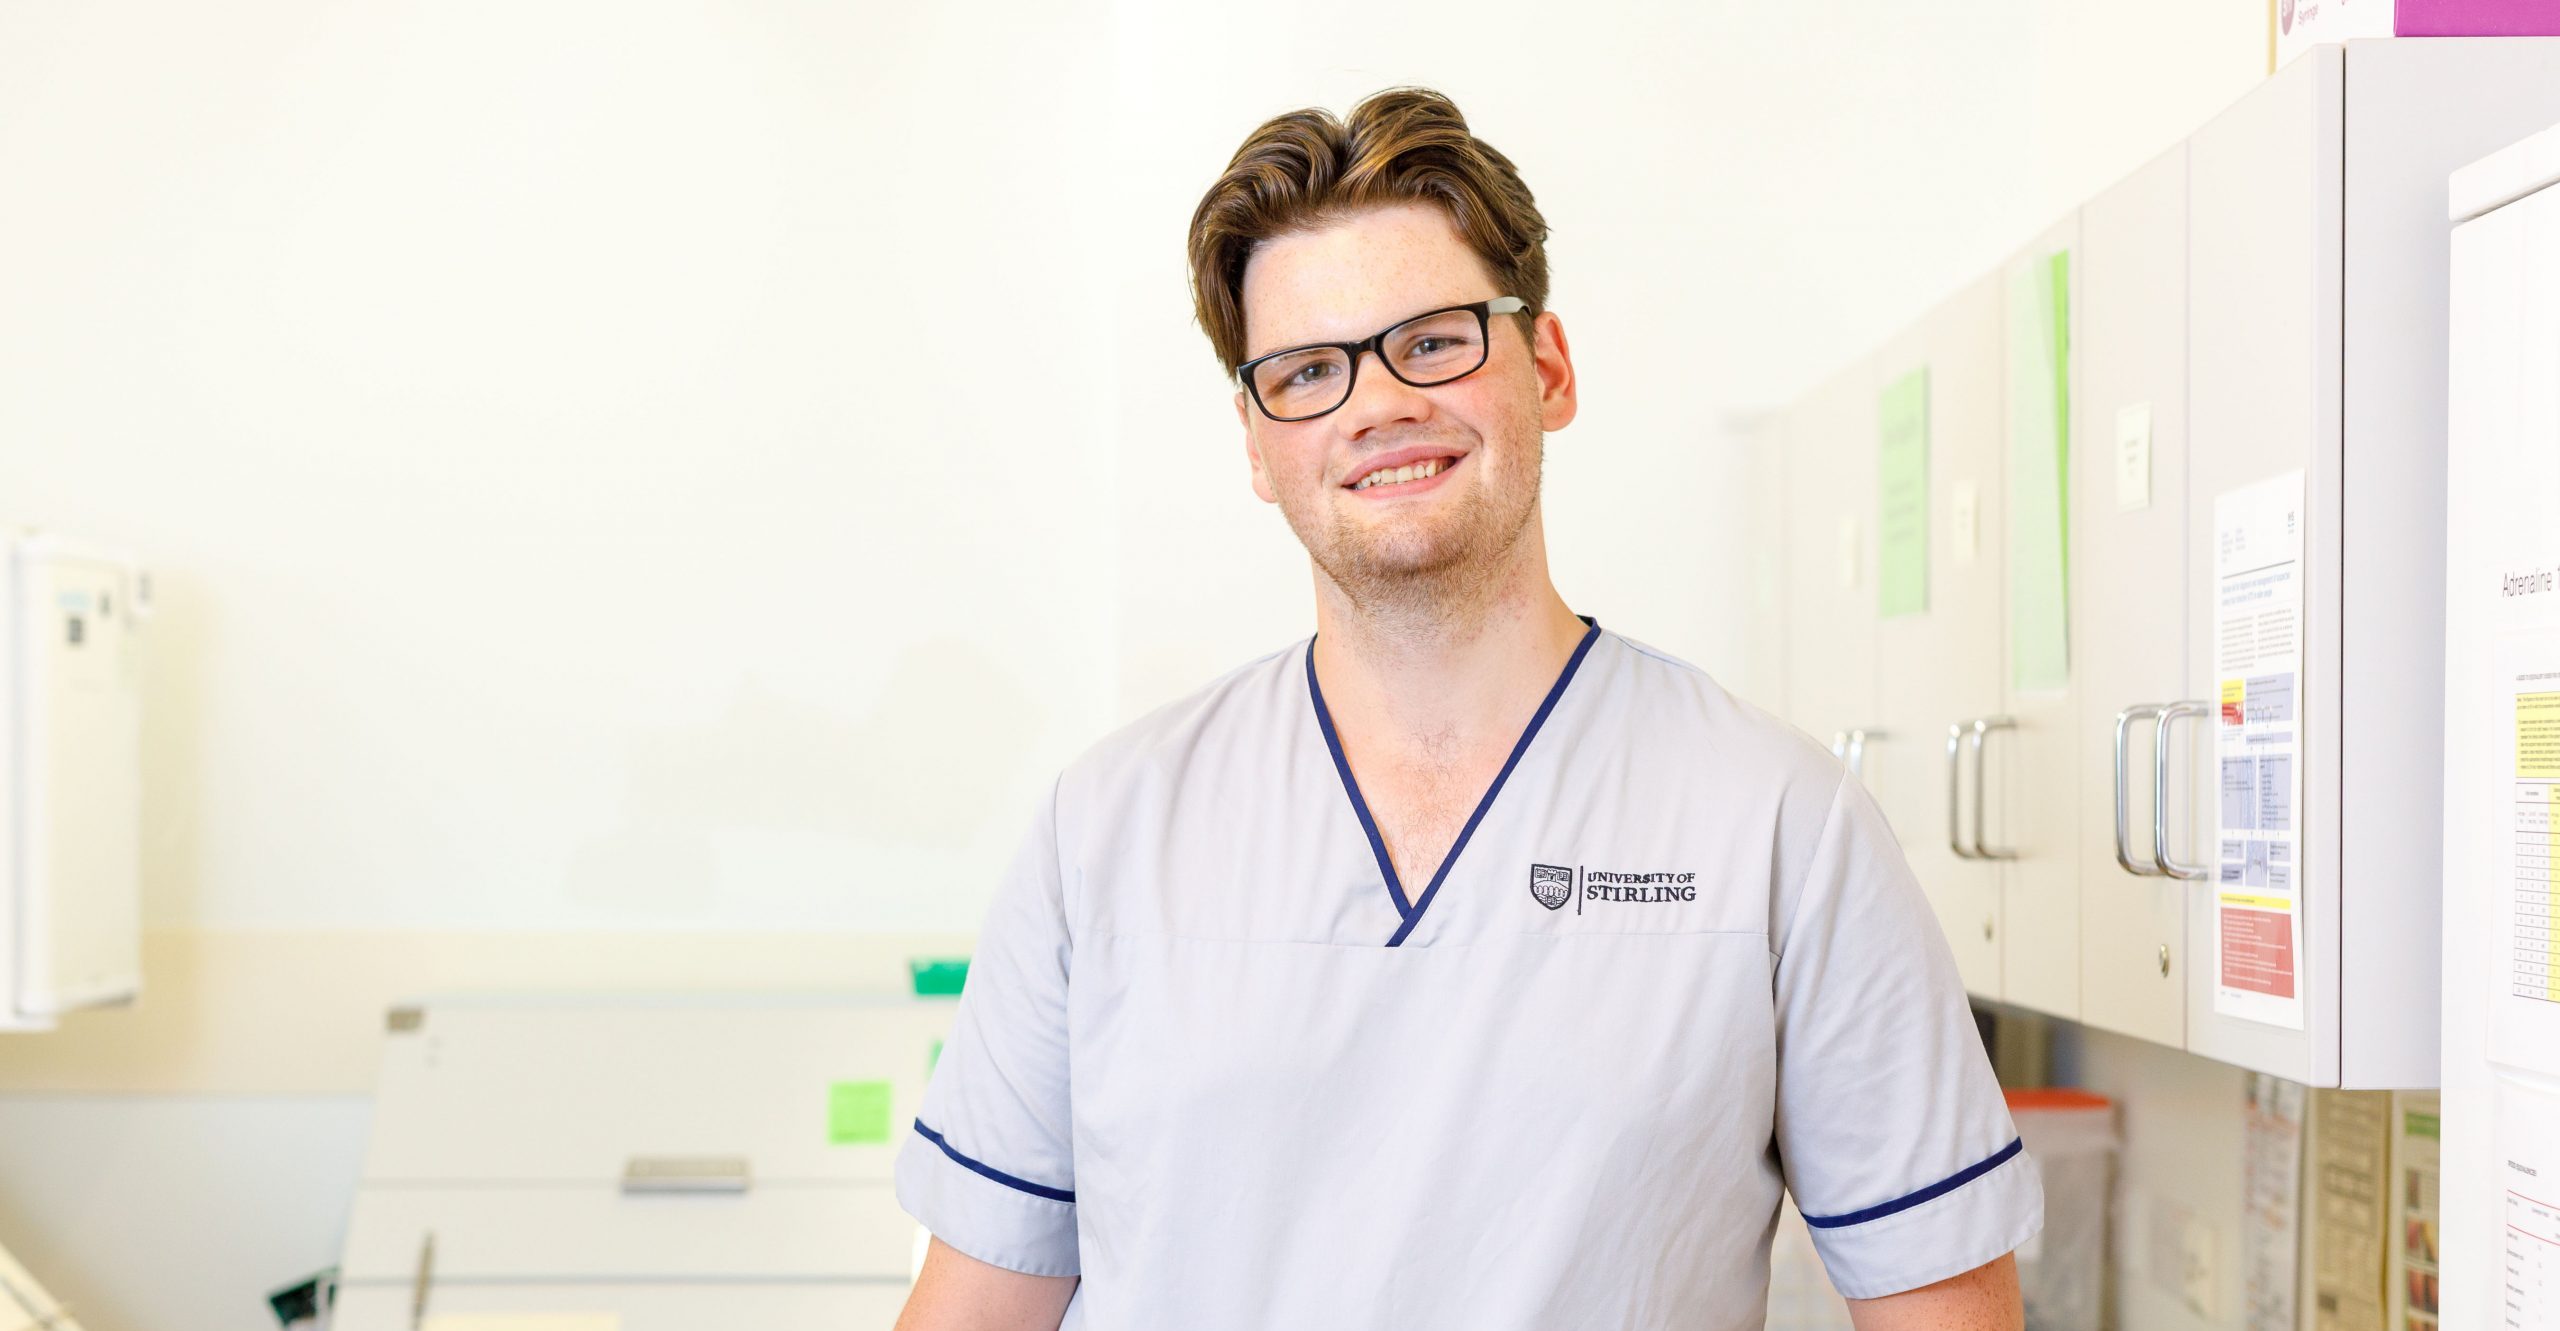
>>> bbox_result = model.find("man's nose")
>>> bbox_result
[1333,347,1431,438]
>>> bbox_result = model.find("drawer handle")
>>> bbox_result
[2153,702,2216,881]
[2114,704,2168,877]
[621,1155,754,1195]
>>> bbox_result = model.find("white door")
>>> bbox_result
[2183,46,2342,1084]
[1873,275,2008,998]
[2071,145,2190,1048]
[1780,358,1883,783]
[2000,213,2082,1021]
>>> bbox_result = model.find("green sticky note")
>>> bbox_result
[2006,249,2071,693]
[909,957,969,997]
[828,1080,895,1145]
[1877,368,1931,619]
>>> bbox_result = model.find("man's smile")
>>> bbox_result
[1344,448,1466,494]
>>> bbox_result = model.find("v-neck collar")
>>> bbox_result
[1304,616,1603,947]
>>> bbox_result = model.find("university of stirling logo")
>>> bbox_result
[1529,863,1575,911]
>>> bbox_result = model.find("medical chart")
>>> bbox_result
[2500,631,2560,1077]
[2496,1075,2560,1330]
[2214,471,2309,1029]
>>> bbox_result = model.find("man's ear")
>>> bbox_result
[1240,392,1279,504]
[1532,311,1578,432]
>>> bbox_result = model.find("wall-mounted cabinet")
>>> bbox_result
[1871,275,2008,997]
[1779,358,1880,784]
[2070,143,2191,1053]
[1763,40,2560,1088]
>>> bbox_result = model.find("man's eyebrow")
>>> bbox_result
[1243,332,1339,362]
[1243,299,1479,364]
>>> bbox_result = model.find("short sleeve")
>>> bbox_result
[894,779,1081,1277]
[1772,772,2043,1299]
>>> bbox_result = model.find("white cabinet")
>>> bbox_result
[1763,38,2560,1087]
[2179,40,2560,1088]
[2070,143,2191,1050]
[2181,45,2345,1083]
[1872,277,2007,997]
[336,997,948,1330]
[1779,358,1881,782]
[2000,215,2084,1023]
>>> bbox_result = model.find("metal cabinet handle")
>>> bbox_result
[1969,717,2020,861]
[2114,704,2168,876]
[1843,728,1885,778]
[1832,730,1850,760]
[1947,721,1979,860]
[2153,701,2216,880]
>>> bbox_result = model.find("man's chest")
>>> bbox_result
[1357,759,1488,894]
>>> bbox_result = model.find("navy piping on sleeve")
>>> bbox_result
[912,1119,1076,1204]
[1800,1137,2023,1229]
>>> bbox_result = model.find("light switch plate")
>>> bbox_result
[2116,402,2153,511]
[2139,1191,2220,1320]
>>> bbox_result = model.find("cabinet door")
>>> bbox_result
[2000,214,2083,1021]
[2073,145,2190,1047]
[1873,276,2007,998]
[2185,46,2342,1084]
[1780,358,1882,770]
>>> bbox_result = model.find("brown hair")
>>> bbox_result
[1186,87,1551,378]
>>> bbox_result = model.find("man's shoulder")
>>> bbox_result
[1592,629,1842,787]
[1055,638,1310,799]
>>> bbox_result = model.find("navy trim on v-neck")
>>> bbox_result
[1305,616,1602,947]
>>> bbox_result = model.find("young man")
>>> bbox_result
[894,88,2039,1330]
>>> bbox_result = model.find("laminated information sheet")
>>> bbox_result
[2244,1073,2308,1331]
[1877,368,1930,619]
[2215,470,2309,1030]
[2495,1075,2560,1330]
[2389,1092,2442,1331]
[2499,629,2560,1077]
[2309,1091,2389,1331]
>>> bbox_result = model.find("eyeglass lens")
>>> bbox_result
[1250,307,1490,421]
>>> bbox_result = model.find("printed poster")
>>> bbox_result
[2007,250,2071,693]
[2388,1091,2441,1331]
[2215,470,2309,1029]
[1878,368,1930,619]
[2496,1075,2560,1331]
[2308,1091,2389,1331]
[2497,630,2560,1078]
[2244,1073,2308,1331]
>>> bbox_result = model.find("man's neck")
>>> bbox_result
[1308,539,1587,755]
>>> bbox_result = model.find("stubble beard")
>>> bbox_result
[1287,436,1545,639]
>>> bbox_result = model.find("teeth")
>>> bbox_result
[1354,457,1447,490]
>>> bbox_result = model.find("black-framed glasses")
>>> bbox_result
[1236,295,1529,423]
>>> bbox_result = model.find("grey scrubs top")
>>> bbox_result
[896,622,2042,1329]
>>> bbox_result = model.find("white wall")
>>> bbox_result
[0,2,2271,1328]
[1,1,1119,937]
[2050,1023,2257,1331]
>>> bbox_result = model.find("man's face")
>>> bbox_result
[1234,202,1576,605]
